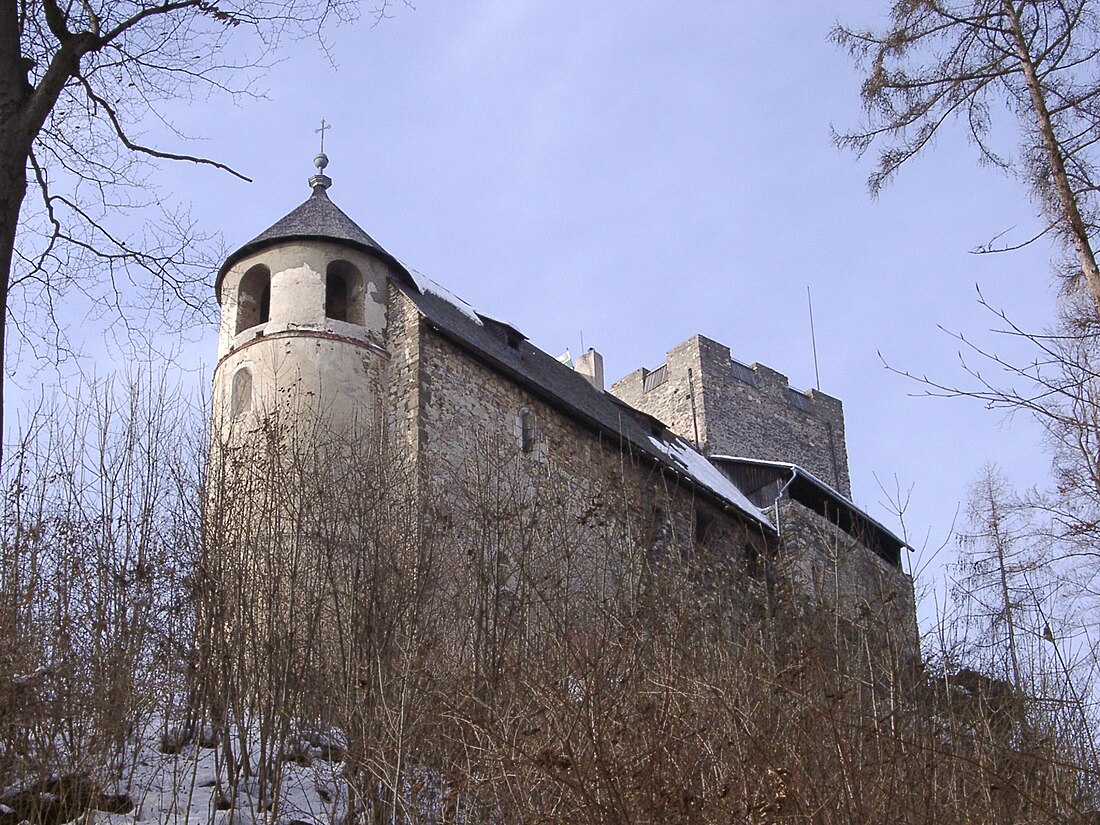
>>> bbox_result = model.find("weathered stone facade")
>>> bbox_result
[612,335,851,497]
[379,288,773,630]
[207,178,917,678]
[773,499,917,655]
[611,336,919,651]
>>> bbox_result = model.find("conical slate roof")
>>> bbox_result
[215,183,410,300]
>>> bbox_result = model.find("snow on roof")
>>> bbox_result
[405,266,483,326]
[650,438,773,529]
[397,276,774,532]
[222,187,773,533]
[709,455,906,553]
[215,188,772,532]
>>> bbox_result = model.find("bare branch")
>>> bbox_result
[76,76,250,181]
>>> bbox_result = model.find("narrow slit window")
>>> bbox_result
[230,368,253,418]
[744,542,763,580]
[694,508,713,544]
[236,265,271,333]
[520,411,537,454]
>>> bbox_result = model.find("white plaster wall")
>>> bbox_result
[212,240,393,446]
[217,241,390,358]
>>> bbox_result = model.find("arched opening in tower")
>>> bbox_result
[236,265,271,333]
[326,260,365,324]
[231,367,253,418]
[326,271,348,321]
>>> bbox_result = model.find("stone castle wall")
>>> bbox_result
[383,282,427,460]
[396,302,771,625]
[209,268,911,669]
[611,335,851,497]
[775,499,917,659]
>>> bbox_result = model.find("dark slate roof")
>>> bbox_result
[396,275,774,533]
[709,456,907,567]
[213,186,771,530]
[215,185,411,301]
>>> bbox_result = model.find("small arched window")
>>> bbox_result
[326,260,364,325]
[744,542,764,580]
[519,411,537,454]
[236,265,271,334]
[230,367,253,418]
[326,271,348,321]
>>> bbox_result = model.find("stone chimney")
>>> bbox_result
[575,348,604,391]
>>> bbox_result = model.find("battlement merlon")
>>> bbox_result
[610,334,852,498]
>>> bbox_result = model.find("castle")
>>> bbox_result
[208,161,916,656]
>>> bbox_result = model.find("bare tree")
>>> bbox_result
[836,7,1100,764]
[834,1,1100,318]
[954,466,1045,692]
[0,369,204,823]
[4,373,1099,823]
[0,0,380,460]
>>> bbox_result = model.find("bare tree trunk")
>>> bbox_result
[0,166,18,464]
[0,0,29,463]
[1005,0,1100,319]
[986,490,1024,695]
[0,2,98,463]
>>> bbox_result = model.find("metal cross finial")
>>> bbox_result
[310,119,332,190]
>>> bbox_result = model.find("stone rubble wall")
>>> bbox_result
[409,317,770,625]
[611,335,851,497]
[774,499,918,660]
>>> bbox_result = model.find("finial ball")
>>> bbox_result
[314,152,329,172]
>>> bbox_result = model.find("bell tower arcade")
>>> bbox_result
[210,154,410,452]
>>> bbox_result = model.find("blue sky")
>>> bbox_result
[58,1,1066,629]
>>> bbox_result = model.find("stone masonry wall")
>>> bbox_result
[383,283,425,459]
[775,499,917,660]
[410,321,771,627]
[611,335,851,497]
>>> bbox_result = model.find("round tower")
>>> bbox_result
[210,158,409,451]
[201,160,417,723]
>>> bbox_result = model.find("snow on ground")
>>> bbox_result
[78,726,346,825]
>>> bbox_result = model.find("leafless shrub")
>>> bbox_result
[1,374,1096,824]
[0,370,203,821]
